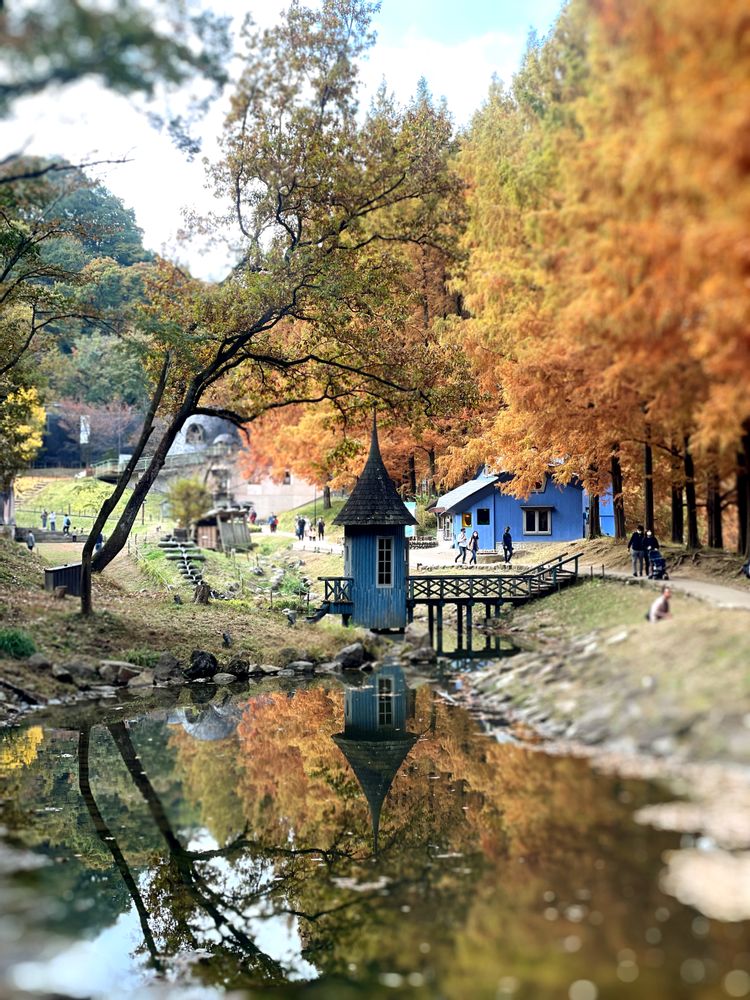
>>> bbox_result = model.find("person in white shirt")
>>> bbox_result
[648,585,672,622]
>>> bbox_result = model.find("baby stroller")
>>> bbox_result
[648,549,669,580]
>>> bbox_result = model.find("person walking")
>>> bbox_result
[468,530,480,566]
[644,528,660,577]
[94,531,104,552]
[628,524,646,576]
[454,527,468,564]
[49,510,56,532]
[269,514,278,533]
[62,514,71,536]
[26,530,35,552]
[317,517,325,541]
[502,526,513,565]
[41,509,48,530]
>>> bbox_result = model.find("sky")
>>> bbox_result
[0,0,563,279]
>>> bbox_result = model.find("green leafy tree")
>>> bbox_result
[166,478,212,528]
[79,0,461,614]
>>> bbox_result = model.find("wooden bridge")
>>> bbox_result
[316,552,582,655]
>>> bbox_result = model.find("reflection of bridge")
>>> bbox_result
[317,552,581,655]
[92,445,233,486]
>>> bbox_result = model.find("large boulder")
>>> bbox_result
[334,641,366,671]
[99,660,141,685]
[225,657,252,679]
[154,653,183,683]
[184,650,219,681]
[27,652,52,670]
[403,621,432,650]
[128,669,155,688]
[211,672,237,685]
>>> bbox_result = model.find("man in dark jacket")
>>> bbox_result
[628,524,646,576]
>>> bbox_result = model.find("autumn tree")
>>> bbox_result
[79,0,460,614]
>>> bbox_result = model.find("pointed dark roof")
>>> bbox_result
[333,415,417,527]
[332,732,418,852]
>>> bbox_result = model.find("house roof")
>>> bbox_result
[332,731,419,852]
[435,474,499,514]
[333,415,417,527]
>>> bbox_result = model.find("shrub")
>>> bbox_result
[0,628,36,659]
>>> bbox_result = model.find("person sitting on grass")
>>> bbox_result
[648,585,672,622]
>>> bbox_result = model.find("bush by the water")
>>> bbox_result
[0,629,36,659]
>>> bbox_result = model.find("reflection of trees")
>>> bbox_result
[8,681,745,998]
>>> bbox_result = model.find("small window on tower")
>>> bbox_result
[377,536,393,587]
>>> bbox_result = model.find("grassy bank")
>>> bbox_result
[277,498,347,540]
[471,578,750,765]
[0,536,354,718]
[14,476,170,536]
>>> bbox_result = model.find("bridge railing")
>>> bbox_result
[319,577,354,603]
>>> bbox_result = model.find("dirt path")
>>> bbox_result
[584,564,750,611]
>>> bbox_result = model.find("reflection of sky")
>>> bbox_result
[186,830,319,982]
[8,828,317,997]
[9,905,154,999]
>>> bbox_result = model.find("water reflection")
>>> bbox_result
[0,670,748,999]
[332,665,419,851]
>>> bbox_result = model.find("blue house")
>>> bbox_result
[433,470,612,550]
[330,417,416,629]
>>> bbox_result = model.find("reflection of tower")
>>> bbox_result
[332,665,418,852]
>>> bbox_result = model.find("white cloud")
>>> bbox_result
[0,14,530,279]
[361,29,522,126]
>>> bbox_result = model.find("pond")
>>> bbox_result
[0,664,747,999]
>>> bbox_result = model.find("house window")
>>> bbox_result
[282,470,291,485]
[531,476,546,493]
[477,507,490,525]
[524,509,552,535]
[377,536,393,587]
[378,676,393,726]
[461,512,472,527]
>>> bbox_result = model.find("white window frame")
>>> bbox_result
[376,536,394,588]
[530,475,547,494]
[523,509,552,535]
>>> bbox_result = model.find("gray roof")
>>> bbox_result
[332,732,418,851]
[435,475,498,514]
[334,416,417,527]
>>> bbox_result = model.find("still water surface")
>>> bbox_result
[0,664,747,999]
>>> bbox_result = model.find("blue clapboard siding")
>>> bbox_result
[447,474,588,546]
[344,665,409,735]
[346,525,408,629]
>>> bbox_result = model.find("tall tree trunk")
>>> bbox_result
[78,727,163,969]
[643,429,655,532]
[684,438,700,549]
[738,445,749,557]
[427,448,437,497]
[670,444,684,544]
[706,467,723,550]
[323,483,331,509]
[587,494,601,539]
[610,449,626,540]
[80,356,171,615]
[407,454,417,497]
[91,370,197,577]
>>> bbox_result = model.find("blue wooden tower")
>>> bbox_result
[332,415,417,630]
[332,665,418,852]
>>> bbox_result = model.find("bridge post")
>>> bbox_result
[436,603,444,654]
[456,604,463,650]
[427,605,435,645]
[466,602,473,652]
